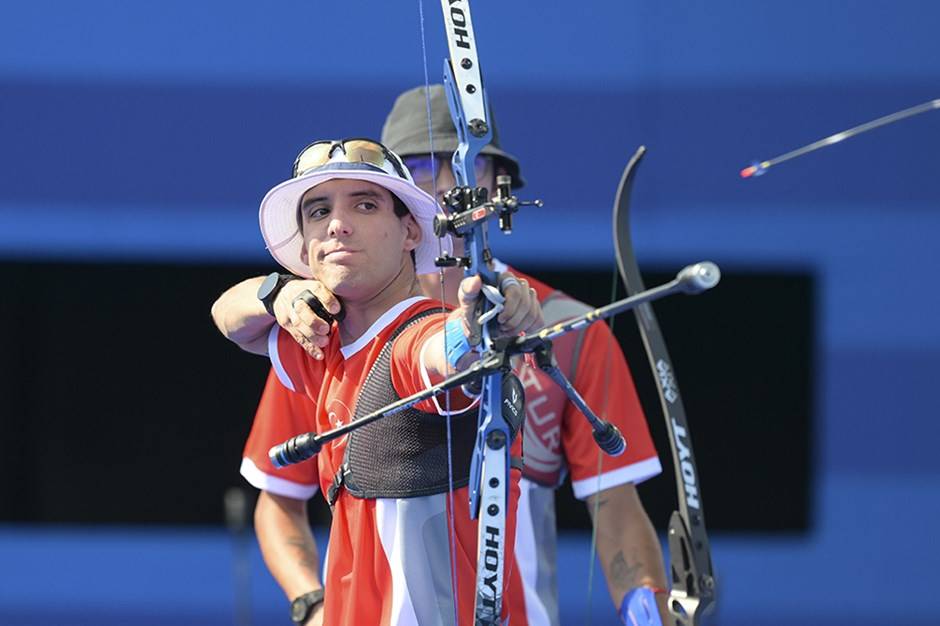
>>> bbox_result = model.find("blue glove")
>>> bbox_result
[619,586,663,626]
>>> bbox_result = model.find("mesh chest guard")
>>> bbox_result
[329,309,523,504]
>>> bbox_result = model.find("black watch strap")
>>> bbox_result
[257,272,297,317]
[290,588,325,624]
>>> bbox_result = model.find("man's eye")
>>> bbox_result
[306,206,329,219]
[357,201,378,212]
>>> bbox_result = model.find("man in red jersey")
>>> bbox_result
[216,88,669,624]
[213,137,542,626]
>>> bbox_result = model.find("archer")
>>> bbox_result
[211,138,541,625]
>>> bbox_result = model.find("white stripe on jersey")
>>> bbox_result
[239,457,318,500]
[571,456,663,500]
[376,496,456,625]
[268,325,295,391]
[515,479,553,625]
[376,498,419,625]
[340,296,429,359]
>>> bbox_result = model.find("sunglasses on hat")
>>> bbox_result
[292,138,410,180]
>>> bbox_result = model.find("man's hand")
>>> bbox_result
[425,271,543,377]
[455,272,543,345]
[495,272,543,335]
[619,586,665,626]
[273,280,342,361]
[212,275,341,356]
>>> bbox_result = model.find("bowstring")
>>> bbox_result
[417,1,460,622]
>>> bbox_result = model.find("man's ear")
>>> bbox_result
[403,214,422,252]
[300,238,309,265]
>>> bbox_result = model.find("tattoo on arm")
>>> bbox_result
[286,534,319,575]
[609,550,643,588]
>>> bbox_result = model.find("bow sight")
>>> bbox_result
[432,175,543,269]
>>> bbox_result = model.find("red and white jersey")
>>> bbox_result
[242,296,528,626]
[508,267,660,495]
[242,274,661,626]
[241,369,320,499]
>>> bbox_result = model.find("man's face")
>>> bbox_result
[298,178,421,300]
[403,154,497,207]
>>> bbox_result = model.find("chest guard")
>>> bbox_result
[328,309,525,505]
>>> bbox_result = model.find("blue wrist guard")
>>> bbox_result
[444,318,474,368]
[619,586,663,626]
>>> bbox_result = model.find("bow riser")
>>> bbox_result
[438,3,512,623]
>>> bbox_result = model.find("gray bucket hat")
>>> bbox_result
[380,85,526,189]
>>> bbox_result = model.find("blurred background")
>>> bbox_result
[0,1,937,625]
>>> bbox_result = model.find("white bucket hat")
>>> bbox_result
[259,139,452,277]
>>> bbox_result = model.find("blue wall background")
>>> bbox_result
[1,1,938,624]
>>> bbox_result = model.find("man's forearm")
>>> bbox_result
[211,276,274,353]
[254,490,323,600]
[586,482,668,614]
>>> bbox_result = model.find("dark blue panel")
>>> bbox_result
[822,347,940,474]
[504,85,940,212]
[0,80,404,207]
[2,80,939,212]
[3,2,940,86]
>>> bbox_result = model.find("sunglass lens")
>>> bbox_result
[403,156,437,185]
[343,140,389,169]
[294,142,334,177]
[474,155,492,182]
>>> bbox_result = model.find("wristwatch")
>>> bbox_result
[290,588,325,624]
[257,272,298,317]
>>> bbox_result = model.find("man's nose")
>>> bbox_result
[328,215,353,237]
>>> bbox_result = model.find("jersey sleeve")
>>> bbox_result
[563,322,662,499]
[389,313,478,415]
[241,368,320,500]
[267,324,329,398]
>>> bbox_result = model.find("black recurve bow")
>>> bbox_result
[611,146,718,625]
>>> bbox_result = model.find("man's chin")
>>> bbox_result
[316,269,362,299]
